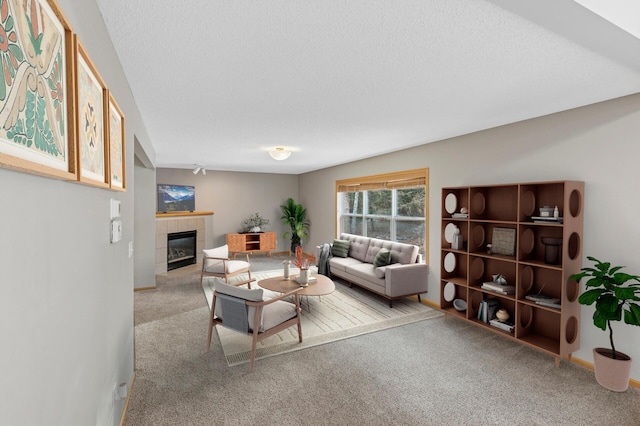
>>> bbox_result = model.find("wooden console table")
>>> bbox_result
[227,232,276,257]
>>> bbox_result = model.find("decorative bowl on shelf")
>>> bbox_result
[453,299,467,312]
[496,309,510,322]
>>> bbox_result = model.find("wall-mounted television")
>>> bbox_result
[157,184,195,212]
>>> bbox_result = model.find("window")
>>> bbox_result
[336,169,428,256]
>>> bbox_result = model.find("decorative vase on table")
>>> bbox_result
[298,269,309,286]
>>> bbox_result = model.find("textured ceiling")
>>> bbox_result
[96,0,640,174]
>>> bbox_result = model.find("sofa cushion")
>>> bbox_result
[331,239,351,258]
[374,248,391,267]
[344,263,385,289]
[339,233,370,262]
[329,256,363,273]
[363,238,419,265]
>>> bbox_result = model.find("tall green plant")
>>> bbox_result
[280,197,310,248]
[570,256,640,359]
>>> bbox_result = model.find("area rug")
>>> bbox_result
[202,269,442,366]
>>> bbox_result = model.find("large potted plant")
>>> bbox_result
[570,256,640,391]
[280,197,310,253]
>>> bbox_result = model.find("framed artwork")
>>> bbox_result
[75,40,108,188]
[107,91,125,191]
[0,0,77,180]
[492,227,516,256]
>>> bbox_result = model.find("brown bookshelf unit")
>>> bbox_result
[440,181,584,366]
[227,232,277,257]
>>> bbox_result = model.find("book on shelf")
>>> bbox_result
[525,293,560,304]
[535,301,562,309]
[489,318,515,333]
[477,298,500,323]
[452,213,468,219]
[481,282,515,294]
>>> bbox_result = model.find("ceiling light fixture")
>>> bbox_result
[268,147,292,161]
[193,164,206,175]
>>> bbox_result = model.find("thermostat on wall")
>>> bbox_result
[110,198,121,219]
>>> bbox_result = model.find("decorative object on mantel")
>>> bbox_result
[241,213,269,233]
[570,256,640,391]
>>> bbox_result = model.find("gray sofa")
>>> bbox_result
[317,233,428,306]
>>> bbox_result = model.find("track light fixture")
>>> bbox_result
[268,147,292,161]
[193,164,206,175]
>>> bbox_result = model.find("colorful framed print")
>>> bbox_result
[0,0,76,180]
[75,40,108,188]
[107,91,125,190]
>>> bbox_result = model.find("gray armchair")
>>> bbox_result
[207,278,303,371]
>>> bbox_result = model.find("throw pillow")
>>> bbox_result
[374,248,391,267]
[332,239,351,258]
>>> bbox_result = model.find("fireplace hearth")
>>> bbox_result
[167,230,197,271]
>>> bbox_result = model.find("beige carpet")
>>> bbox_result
[202,269,442,366]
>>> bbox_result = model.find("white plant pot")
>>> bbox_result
[593,347,632,392]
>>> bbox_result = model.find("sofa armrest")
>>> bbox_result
[384,263,428,297]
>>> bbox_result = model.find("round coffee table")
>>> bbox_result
[259,273,335,312]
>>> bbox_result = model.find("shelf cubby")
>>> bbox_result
[442,187,470,218]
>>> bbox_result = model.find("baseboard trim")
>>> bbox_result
[415,296,439,310]
[119,372,136,426]
[134,286,157,292]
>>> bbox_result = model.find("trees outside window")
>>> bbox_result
[336,170,428,255]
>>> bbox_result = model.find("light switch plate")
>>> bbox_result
[110,199,121,219]
[111,220,122,243]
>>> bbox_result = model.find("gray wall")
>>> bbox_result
[299,93,640,382]
[155,169,299,251]
[0,1,154,424]
[134,155,157,289]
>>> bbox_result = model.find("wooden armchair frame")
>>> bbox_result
[207,287,304,371]
[201,252,255,288]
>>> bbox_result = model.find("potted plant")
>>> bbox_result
[280,197,310,253]
[570,256,640,391]
[241,213,269,233]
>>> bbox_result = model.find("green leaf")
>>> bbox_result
[8,44,24,63]
[592,310,607,331]
[596,294,619,313]
[614,272,636,285]
[25,90,36,139]
[626,303,640,326]
[585,277,605,288]
[578,289,603,305]
[614,287,637,301]
[596,261,611,272]
[0,67,5,100]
